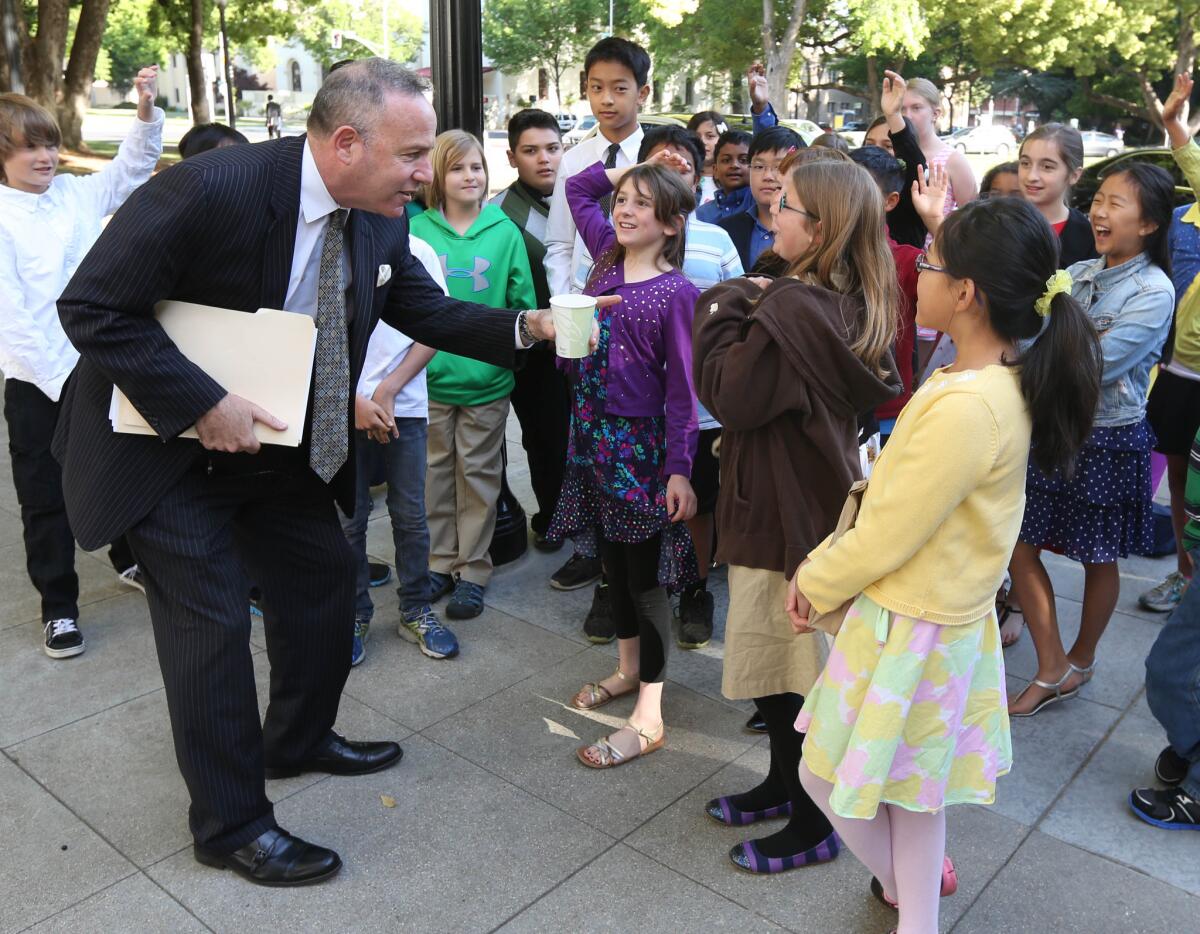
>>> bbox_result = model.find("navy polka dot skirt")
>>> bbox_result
[1019,419,1155,564]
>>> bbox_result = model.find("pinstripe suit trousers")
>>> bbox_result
[125,454,356,852]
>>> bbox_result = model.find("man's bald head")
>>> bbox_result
[307,58,428,139]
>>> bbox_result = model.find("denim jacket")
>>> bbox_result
[1067,253,1174,427]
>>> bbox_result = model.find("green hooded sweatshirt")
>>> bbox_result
[410,203,536,406]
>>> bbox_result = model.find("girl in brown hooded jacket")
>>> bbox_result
[694,159,901,874]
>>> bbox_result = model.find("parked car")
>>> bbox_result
[555,112,577,133]
[655,111,824,145]
[563,114,597,148]
[1079,130,1124,158]
[947,124,1018,157]
[1071,147,1195,213]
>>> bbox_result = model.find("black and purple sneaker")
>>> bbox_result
[705,796,794,827]
[729,832,841,874]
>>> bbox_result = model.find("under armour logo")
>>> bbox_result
[440,255,491,293]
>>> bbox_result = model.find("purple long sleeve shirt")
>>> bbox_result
[564,161,699,476]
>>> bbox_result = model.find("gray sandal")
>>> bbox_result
[571,669,635,710]
[1010,663,1086,718]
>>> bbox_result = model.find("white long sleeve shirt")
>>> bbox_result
[356,235,444,419]
[544,127,642,296]
[0,109,165,400]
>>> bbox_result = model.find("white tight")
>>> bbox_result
[799,761,946,934]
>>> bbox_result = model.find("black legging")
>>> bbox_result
[756,692,835,849]
[599,535,671,683]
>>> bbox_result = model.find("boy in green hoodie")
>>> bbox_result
[410,130,536,619]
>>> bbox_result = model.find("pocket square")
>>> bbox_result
[376,264,392,287]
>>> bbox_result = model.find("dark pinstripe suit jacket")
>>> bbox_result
[55,135,517,550]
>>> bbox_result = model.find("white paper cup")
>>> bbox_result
[549,294,597,358]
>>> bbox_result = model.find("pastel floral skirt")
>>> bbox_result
[796,594,1012,820]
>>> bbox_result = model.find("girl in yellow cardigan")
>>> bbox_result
[789,196,1102,934]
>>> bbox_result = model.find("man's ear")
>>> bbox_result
[329,125,363,164]
[884,190,901,213]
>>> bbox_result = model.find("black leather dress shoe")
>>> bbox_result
[264,732,403,779]
[194,827,341,887]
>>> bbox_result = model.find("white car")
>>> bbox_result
[564,115,598,148]
[949,125,1018,158]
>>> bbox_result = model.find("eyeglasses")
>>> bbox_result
[915,252,949,275]
[777,191,819,222]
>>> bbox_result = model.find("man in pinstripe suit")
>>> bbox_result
[53,59,569,887]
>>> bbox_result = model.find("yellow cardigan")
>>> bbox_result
[796,365,1032,625]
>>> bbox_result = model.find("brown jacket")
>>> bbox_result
[694,277,900,577]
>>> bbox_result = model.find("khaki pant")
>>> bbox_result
[425,397,510,586]
[722,564,830,700]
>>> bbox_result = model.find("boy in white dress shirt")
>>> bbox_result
[0,66,163,659]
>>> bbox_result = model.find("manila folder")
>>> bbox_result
[111,301,317,447]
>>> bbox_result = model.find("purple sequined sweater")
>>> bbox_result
[564,161,699,475]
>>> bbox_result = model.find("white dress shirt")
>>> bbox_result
[284,141,352,317]
[357,235,444,419]
[0,109,164,400]
[544,127,643,296]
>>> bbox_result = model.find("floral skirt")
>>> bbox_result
[1019,419,1154,563]
[547,413,695,590]
[796,594,1012,820]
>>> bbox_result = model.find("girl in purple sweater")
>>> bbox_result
[553,158,700,770]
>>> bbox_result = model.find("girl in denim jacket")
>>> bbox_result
[1009,162,1176,717]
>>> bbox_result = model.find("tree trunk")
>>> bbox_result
[26,0,68,108]
[57,0,110,150]
[0,0,29,92]
[186,0,210,124]
[761,0,808,110]
[865,55,880,119]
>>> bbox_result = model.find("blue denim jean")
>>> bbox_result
[1145,548,1200,799]
[341,419,431,622]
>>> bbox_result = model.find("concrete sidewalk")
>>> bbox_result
[2,416,1198,933]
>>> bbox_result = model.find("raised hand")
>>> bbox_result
[912,161,949,233]
[134,65,159,122]
[1160,72,1194,149]
[645,147,692,176]
[881,70,907,118]
[748,62,769,113]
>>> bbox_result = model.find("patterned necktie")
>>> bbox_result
[600,142,621,218]
[309,208,350,482]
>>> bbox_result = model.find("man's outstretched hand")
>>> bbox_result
[196,393,287,454]
[525,295,622,353]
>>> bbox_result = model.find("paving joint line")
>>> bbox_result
[2,749,212,933]
[1,684,165,752]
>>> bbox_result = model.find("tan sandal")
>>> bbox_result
[571,669,636,710]
[576,721,665,769]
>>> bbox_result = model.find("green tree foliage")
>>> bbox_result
[482,0,599,105]
[294,0,423,71]
[102,0,169,91]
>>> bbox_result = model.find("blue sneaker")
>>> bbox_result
[399,606,459,659]
[447,579,485,620]
[351,618,370,667]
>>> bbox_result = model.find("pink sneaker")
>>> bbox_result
[870,856,958,909]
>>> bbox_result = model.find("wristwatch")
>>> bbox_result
[517,310,539,348]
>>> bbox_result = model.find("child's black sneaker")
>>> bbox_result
[1129,786,1200,830]
[582,583,615,644]
[677,587,714,649]
[44,618,85,659]
[1155,746,1189,787]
